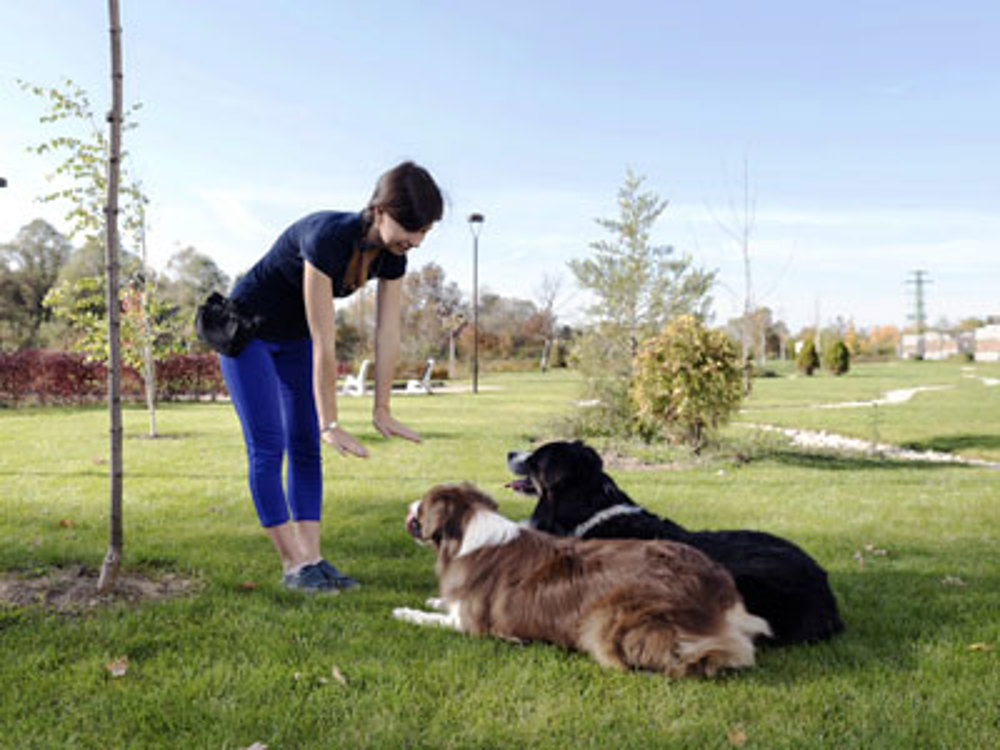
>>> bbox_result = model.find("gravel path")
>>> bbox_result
[747,423,1000,469]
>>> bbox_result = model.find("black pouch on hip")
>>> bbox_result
[195,292,260,357]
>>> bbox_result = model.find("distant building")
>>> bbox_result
[900,330,959,360]
[974,324,1000,362]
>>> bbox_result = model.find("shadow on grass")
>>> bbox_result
[353,429,461,445]
[0,468,248,480]
[760,450,980,472]
[743,564,998,683]
[900,433,1000,454]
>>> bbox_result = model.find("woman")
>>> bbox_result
[220,161,444,592]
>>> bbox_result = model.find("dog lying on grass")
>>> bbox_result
[393,482,770,677]
[506,441,844,646]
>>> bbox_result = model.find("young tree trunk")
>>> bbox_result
[448,331,456,380]
[139,205,158,438]
[97,0,124,595]
[143,322,157,437]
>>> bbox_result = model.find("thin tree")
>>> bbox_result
[20,72,154,435]
[710,155,757,394]
[533,273,563,372]
[571,169,714,361]
[97,0,124,594]
[569,168,715,435]
[136,196,157,437]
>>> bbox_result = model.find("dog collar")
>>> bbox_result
[573,504,644,537]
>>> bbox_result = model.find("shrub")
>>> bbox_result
[631,315,743,453]
[565,326,636,439]
[796,338,819,376]
[156,354,226,401]
[0,350,227,406]
[823,339,851,376]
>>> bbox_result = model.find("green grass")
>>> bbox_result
[735,359,1000,463]
[1,364,998,748]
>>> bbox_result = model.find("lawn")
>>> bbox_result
[1,363,998,748]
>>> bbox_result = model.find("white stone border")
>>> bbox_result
[744,423,1000,470]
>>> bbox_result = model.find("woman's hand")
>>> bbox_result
[373,406,422,443]
[321,424,369,458]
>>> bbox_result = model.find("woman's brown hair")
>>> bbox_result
[364,161,444,232]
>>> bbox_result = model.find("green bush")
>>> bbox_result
[796,338,820,376]
[823,339,851,376]
[631,315,743,453]
[563,326,636,439]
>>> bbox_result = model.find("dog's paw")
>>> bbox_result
[392,606,420,622]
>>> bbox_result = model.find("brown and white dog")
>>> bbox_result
[393,482,771,677]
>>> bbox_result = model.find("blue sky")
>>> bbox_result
[1,1,997,331]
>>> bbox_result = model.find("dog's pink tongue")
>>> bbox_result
[504,478,533,493]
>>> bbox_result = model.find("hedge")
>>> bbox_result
[0,350,227,406]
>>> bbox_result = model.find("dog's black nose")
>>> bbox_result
[507,451,518,461]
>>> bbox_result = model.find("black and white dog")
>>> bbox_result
[506,441,844,646]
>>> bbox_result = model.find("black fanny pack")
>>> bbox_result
[195,292,261,357]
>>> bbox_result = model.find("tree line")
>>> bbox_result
[0,218,568,376]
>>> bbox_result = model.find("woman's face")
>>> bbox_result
[375,210,432,256]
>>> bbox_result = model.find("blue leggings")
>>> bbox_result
[220,338,322,527]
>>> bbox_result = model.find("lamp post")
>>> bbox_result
[0,177,7,188]
[467,212,484,394]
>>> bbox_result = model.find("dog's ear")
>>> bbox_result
[422,484,468,548]
[459,481,499,511]
[432,516,465,546]
[573,440,603,472]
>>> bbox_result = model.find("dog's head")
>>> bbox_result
[406,482,499,558]
[506,440,624,535]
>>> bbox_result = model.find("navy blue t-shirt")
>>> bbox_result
[231,211,407,341]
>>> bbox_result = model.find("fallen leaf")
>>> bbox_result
[293,671,302,681]
[941,576,966,587]
[726,727,747,746]
[58,519,75,529]
[239,580,258,590]
[240,744,268,750]
[331,665,348,686]
[105,656,129,677]
[968,643,994,652]
[27,538,41,548]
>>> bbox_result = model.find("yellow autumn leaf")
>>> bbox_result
[727,726,748,746]
[105,656,128,677]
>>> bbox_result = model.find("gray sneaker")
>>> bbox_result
[281,563,338,593]
[316,559,360,590]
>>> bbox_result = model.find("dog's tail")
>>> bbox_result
[579,597,771,678]
[673,602,772,677]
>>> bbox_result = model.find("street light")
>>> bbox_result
[467,212,485,394]
[0,177,7,188]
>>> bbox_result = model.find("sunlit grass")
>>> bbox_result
[1,364,997,748]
